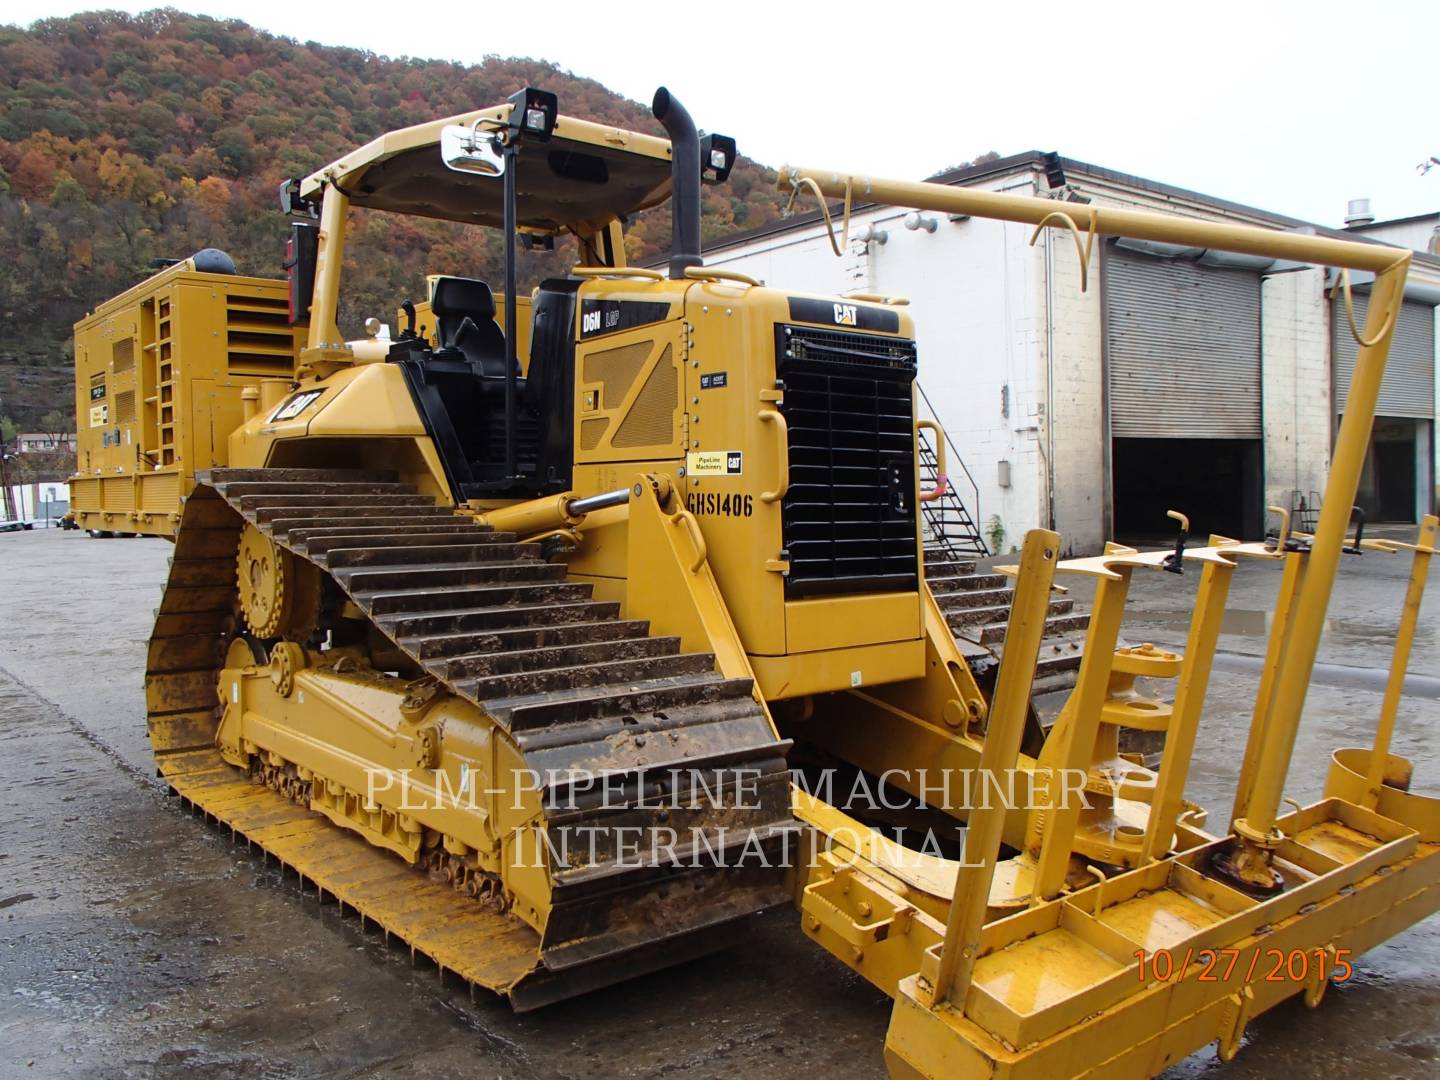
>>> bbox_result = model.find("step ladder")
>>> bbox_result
[915,415,987,558]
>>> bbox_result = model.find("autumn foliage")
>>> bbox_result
[0,9,790,429]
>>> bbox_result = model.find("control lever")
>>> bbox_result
[399,300,417,340]
[1343,506,1366,554]
[1161,510,1188,575]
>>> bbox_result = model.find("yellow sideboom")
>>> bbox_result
[776,166,1440,1078]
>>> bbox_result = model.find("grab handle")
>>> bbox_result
[674,508,708,573]
[758,410,790,504]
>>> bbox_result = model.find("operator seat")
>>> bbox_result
[430,276,510,381]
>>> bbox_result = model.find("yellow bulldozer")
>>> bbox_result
[73,86,1440,1076]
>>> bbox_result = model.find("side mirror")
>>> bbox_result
[440,122,505,176]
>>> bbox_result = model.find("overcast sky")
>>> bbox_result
[12,1,1439,227]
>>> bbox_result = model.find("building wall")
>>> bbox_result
[3,482,67,520]
[1261,268,1331,512]
[16,434,76,453]
[862,188,1048,557]
[1351,217,1440,255]
[1047,230,1106,553]
[707,221,863,299]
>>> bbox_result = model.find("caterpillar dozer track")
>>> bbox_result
[78,80,1440,1075]
[153,466,793,1006]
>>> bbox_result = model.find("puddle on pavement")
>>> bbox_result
[1126,608,1435,651]
[1127,608,1272,636]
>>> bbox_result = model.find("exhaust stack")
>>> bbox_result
[652,87,703,279]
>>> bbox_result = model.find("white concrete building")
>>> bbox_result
[15,432,76,453]
[704,155,1440,554]
[1350,209,1440,255]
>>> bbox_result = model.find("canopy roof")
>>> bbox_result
[300,104,674,235]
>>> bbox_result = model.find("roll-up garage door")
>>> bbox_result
[1104,243,1262,438]
[1332,296,1435,418]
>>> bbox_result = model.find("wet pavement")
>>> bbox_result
[2,528,1439,1077]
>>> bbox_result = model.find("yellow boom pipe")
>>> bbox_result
[778,166,1409,274]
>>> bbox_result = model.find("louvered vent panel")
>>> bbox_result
[141,472,179,512]
[71,478,100,511]
[775,324,919,598]
[227,296,296,376]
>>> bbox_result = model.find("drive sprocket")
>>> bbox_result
[237,522,320,640]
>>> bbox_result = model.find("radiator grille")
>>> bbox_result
[776,324,919,597]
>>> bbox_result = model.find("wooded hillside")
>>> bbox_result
[0,9,790,430]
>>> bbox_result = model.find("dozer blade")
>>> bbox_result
[145,468,798,1009]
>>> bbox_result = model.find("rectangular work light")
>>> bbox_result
[507,87,558,141]
[700,133,737,184]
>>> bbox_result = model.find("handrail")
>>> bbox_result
[684,266,762,287]
[673,507,708,573]
[916,382,981,532]
[915,420,949,503]
[570,266,665,280]
[844,290,911,306]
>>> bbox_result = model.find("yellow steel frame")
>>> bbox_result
[297,107,658,372]
[776,165,1436,1078]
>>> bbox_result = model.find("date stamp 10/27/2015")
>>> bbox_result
[1134,947,1354,985]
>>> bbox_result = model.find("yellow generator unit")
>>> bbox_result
[69,251,302,536]
[96,81,1440,1077]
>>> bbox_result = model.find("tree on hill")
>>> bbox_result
[40,408,69,442]
[0,9,790,427]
